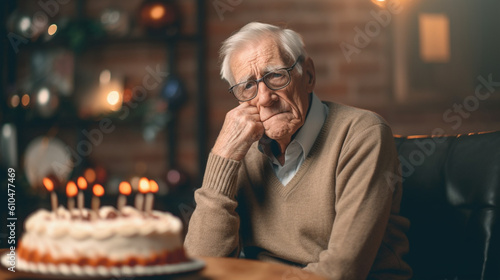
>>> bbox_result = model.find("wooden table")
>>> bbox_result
[0,249,328,280]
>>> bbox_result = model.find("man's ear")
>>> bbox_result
[303,57,316,92]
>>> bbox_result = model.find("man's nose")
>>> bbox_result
[253,82,276,107]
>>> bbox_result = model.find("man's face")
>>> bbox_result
[230,38,312,143]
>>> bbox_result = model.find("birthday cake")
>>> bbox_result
[10,205,194,277]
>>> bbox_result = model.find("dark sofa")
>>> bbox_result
[395,131,500,280]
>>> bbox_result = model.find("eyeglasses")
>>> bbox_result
[229,56,304,102]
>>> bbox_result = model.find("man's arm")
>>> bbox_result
[184,103,263,257]
[304,124,402,279]
[184,153,242,257]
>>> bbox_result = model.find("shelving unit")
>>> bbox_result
[0,0,207,209]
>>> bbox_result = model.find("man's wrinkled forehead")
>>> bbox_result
[230,39,285,83]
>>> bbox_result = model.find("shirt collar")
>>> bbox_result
[293,93,327,160]
[258,92,328,161]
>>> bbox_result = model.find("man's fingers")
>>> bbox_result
[228,104,261,123]
[237,102,260,115]
[212,102,264,161]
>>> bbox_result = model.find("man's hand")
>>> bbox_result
[212,103,264,161]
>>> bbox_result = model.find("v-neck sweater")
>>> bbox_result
[185,102,412,280]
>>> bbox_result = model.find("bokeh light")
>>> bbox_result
[99,69,111,85]
[107,90,120,106]
[47,24,57,35]
[371,0,387,8]
[84,168,97,184]
[21,94,30,107]
[10,95,20,108]
[37,87,50,105]
[150,5,165,20]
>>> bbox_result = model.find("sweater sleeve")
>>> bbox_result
[304,124,401,280]
[184,153,242,258]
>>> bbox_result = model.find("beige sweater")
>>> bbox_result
[185,102,412,280]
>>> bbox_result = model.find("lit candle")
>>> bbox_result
[145,179,159,215]
[43,177,58,212]
[91,184,105,220]
[117,181,132,212]
[76,176,87,212]
[66,181,78,213]
[135,177,149,211]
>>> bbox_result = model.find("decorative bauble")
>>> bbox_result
[139,0,180,36]
[24,136,73,189]
[160,75,187,112]
[165,168,188,191]
[100,8,130,37]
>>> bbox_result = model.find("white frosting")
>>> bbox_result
[19,206,184,261]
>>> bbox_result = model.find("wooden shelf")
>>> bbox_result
[18,33,200,52]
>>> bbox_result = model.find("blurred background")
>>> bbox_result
[1,0,499,244]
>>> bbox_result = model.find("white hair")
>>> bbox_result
[219,22,306,85]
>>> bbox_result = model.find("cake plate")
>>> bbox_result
[1,252,205,279]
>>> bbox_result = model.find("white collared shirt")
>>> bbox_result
[258,93,329,186]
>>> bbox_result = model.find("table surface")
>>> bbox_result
[0,249,328,280]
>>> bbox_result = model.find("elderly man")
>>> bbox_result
[185,22,412,280]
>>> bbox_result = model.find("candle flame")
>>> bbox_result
[43,177,54,192]
[77,176,88,190]
[119,182,132,195]
[149,180,159,193]
[66,181,78,197]
[93,184,105,197]
[138,177,150,194]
